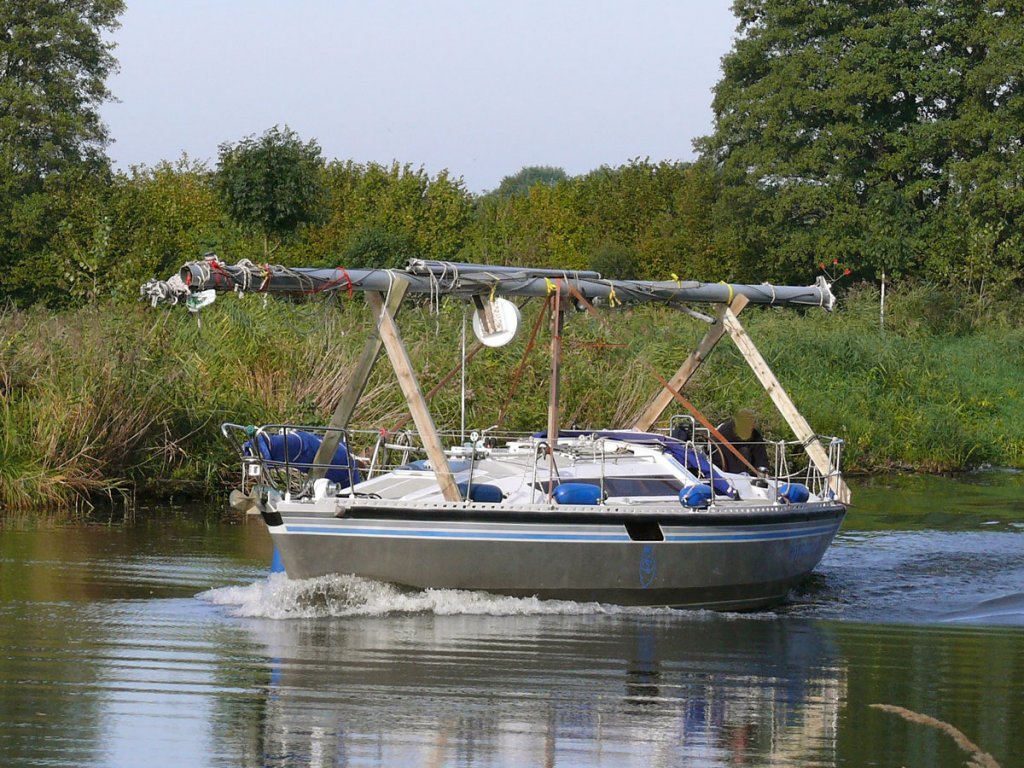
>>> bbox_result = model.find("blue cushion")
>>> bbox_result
[778,482,810,503]
[679,483,714,508]
[457,482,503,503]
[553,483,603,505]
[244,431,361,487]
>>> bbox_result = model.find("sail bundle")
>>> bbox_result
[141,255,836,311]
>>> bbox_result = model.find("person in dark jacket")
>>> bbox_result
[713,408,770,474]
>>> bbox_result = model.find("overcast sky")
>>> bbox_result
[100,1,737,193]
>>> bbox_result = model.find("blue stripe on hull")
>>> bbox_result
[281,522,840,544]
[663,523,839,543]
[286,525,631,542]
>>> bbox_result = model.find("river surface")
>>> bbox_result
[1,472,1022,767]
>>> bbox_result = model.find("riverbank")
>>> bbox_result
[2,282,1022,512]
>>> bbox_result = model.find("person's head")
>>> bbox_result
[733,408,756,440]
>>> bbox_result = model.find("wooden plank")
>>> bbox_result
[308,284,408,482]
[371,285,462,503]
[721,307,851,504]
[630,295,749,432]
[546,291,563,449]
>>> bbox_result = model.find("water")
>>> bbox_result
[1,473,1022,767]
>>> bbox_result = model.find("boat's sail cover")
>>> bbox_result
[141,256,836,311]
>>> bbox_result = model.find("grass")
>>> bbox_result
[2,282,1023,513]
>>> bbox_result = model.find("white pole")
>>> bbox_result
[880,269,887,331]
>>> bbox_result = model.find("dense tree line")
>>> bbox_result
[697,0,1024,291]
[2,1,1021,310]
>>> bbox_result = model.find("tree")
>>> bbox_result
[342,226,419,270]
[489,166,568,198]
[305,161,472,266]
[217,126,325,257]
[0,0,124,303]
[588,241,639,280]
[463,160,720,278]
[697,1,1024,285]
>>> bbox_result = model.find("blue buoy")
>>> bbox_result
[778,482,810,504]
[270,548,285,574]
[553,483,603,505]
[457,482,504,503]
[679,483,714,508]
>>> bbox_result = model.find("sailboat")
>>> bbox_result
[144,257,849,610]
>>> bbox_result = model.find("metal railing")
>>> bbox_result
[221,423,366,499]
[222,420,844,504]
[665,414,844,501]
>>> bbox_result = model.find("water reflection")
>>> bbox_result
[221,613,846,767]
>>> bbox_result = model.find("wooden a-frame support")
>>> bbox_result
[311,276,848,506]
[309,278,460,502]
[630,296,851,505]
[308,282,408,481]
[721,306,850,504]
[631,295,749,432]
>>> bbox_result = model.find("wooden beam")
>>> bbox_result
[308,284,408,482]
[389,339,486,432]
[546,293,563,446]
[630,295,749,432]
[370,286,462,503]
[721,306,851,504]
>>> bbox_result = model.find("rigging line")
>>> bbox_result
[564,282,762,477]
[382,269,396,323]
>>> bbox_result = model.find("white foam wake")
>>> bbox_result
[198,572,692,620]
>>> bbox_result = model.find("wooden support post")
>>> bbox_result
[721,306,851,504]
[546,290,563,442]
[370,286,462,503]
[546,288,563,500]
[631,295,749,432]
[308,283,409,482]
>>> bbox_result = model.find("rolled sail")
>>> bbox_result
[141,256,836,310]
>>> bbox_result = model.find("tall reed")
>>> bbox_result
[2,281,1023,512]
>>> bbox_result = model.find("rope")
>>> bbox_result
[383,269,396,312]
[607,283,621,307]
[139,274,190,307]
[719,280,735,304]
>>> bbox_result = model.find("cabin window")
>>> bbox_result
[535,476,683,497]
